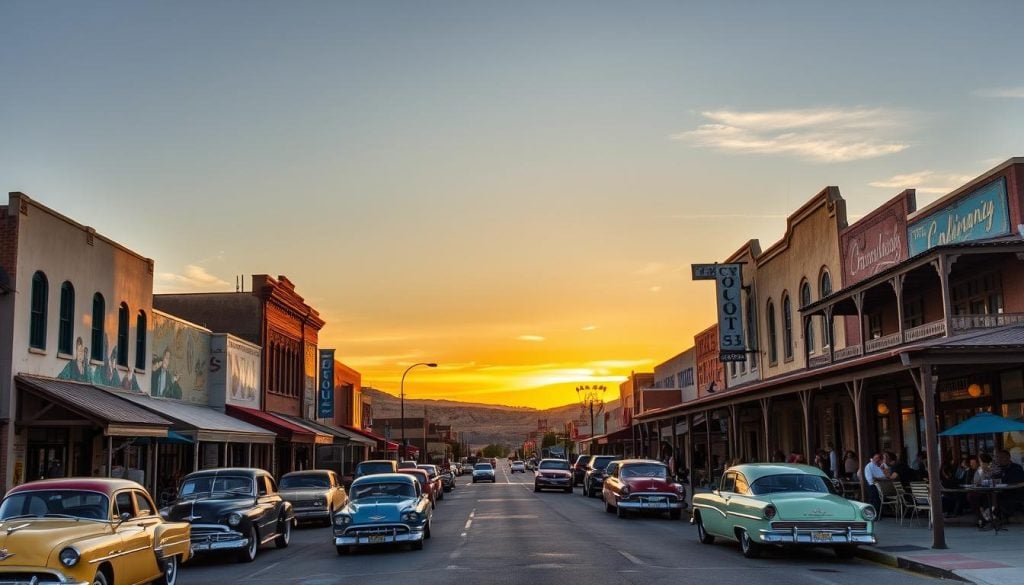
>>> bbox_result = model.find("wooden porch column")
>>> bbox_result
[799,389,812,461]
[247,444,253,467]
[933,255,958,336]
[107,436,113,477]
[853,292,866,356]
[193,440,200,472]
[845,379,867,502]
[891,274,907,343]
[910,364,947,549]
[728,404,739,461]
[759,398,771,462]
[153,443,159,495]
[705,409,712,485]
[685,413,694,485]
[824,306,835,364]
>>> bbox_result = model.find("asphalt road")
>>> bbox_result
[177,463,941,585]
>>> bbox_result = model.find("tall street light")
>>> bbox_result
[576,384,607,456]
[401,362,437,462]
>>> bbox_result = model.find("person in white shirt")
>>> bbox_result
[827,442,839,479]
[863,453,891,516]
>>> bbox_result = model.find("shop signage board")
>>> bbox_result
[907,177,1009,256]
[692,263,746,362]
[318,349,335,419]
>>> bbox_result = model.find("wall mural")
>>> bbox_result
[151,313,210,403]
[57,334,142,392]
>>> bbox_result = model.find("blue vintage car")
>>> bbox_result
[691,463,876,559]
[333,473,433,554]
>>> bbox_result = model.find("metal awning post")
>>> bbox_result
[193,440,200,471]
[247,444,253,467]
[107,436,113,477]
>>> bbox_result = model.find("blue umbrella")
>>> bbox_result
[939,412,1024,436]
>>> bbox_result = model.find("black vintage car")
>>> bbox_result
[162,467,295,563]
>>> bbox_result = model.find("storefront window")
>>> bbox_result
[952,272,1003,315]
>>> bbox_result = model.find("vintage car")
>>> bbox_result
[691,463,877,558]
[278,470,348,526]
[0,477,191,585]
[416,465,444,501]
[534,458,573,493]
[354,460,398,479]
[440,468,456,492]
[582,455,620,498]
[602,459,686,519]
[397,468,436,509]
[162,467,294,563]
[333,473,432,554]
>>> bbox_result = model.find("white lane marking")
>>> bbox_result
[461,507,476,537]
[619,550,644,565]
[244,560,281,580]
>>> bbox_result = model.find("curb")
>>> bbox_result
[855,547,970,582]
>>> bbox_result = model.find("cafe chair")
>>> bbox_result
[876,479,902,520]
[907,482,933,528]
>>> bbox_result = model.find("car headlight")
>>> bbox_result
[313,497,325,507]
[227,513,242,527]
[861,506,877,521]
[59,547,80,567]
[620,485,630,496]
[401,511,420,523]
[764,505,777,520]
[334,514,352,526]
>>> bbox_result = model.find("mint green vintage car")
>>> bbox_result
[691,464,876,559]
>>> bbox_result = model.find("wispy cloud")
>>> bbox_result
[666,213,789,220]
[973,87,1024,99]
[868,170,973,195]
[581,324,597,331]
[634,262,667,276]
[516,335,546,342]
[156,265,230,292]
[649,286,662,293]
[672,107,912,163]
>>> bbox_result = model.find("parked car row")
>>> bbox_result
[0,458,465,583]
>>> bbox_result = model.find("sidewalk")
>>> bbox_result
[858,516,1024,585]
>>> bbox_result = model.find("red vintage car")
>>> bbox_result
[398,468,437,509]
[601,459,687,520]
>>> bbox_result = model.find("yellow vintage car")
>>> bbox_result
[0,477,191,585]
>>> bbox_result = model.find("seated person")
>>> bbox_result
[992,449,1024,515]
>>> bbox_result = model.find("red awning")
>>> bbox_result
[226,405,318,443]
[338,424,398,450]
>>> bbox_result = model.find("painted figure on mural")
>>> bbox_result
[92,339,122,388]
[151,348,182,399]
[121,367,143,393]
[57,336,91,382]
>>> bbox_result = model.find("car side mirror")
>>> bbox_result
[118,512,132,524]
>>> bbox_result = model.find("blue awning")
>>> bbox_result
[939,412,1024,436]
[136,431,194,445]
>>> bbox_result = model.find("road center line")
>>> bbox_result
[461,507,476,537]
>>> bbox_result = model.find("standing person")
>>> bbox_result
[826,442,838,479]
[864,453,891,517]
[843,450,858,480]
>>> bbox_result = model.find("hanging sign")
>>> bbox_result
[318,349,335,419]
[692,263,747,362]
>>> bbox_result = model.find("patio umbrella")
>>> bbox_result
[939,412,1024,436]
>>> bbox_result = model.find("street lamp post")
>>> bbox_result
[401,362,437,462]
[576,385,607,456]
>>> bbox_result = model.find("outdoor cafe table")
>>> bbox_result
[941,482,1024,533]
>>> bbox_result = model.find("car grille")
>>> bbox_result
[191,526,243,543]
[771,521,867,530]
[344,524,410,537]
[0,572,67,585]
[623,493,681,503]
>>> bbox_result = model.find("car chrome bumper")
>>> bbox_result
[617,498,685,511]
[335,529,425,546]
[0,571,89,585]
[293,508,331,520]
[757,528,876,545]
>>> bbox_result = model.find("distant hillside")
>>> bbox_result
[363,388,606,449]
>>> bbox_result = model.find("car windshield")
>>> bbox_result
[474,463,492,470]
[590,457,615,469]
[539,460,570,471]
[279,475,330,489]
[179,475,253,499]
[749,473,835,495]
[621,464,667,478]
[417,466,438,478]
[399,472,427,490]
[351,482,416,500]
[0,490,110,521]
[357,463,394,475]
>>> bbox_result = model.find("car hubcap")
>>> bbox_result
[249,530,258,557]
[164,556,177,584]
[283,520,291,543]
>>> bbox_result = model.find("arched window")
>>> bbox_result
[782,293,793,360]
[58,282,75,354]
[29,271,49,349]
[135,311,147,370]
[91,293,105,362]
[801,280,814,354]
[117,303,129,366]
[820,270,833,346]
[767,300,778,364]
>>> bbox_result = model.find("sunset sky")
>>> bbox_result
[3,2,1023,409]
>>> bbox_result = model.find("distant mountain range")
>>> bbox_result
[362,388,611,449]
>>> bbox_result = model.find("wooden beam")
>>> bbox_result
[910,365,946,549]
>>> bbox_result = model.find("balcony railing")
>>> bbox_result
[834,345,863,360]
[951,313,1024,332]
[808,354,831,368]
[905,320,946,342]
[865,332,902,353]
